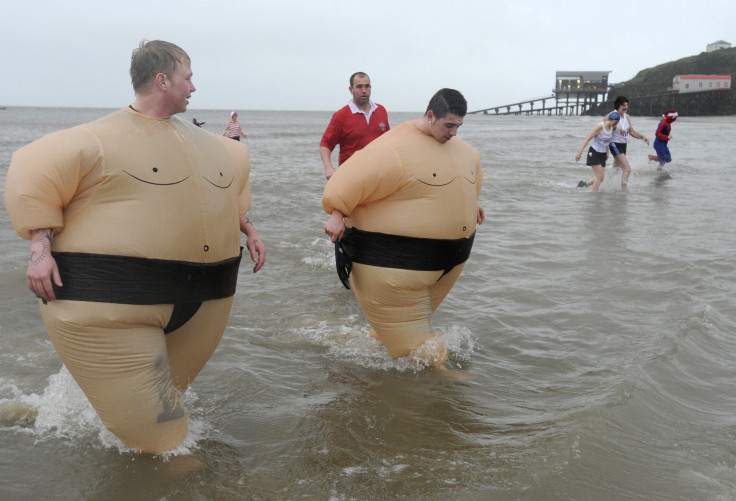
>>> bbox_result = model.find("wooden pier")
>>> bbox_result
[469,95,574,116]
[470,71,611,116]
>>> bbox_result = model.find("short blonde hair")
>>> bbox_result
[129,40,190,94]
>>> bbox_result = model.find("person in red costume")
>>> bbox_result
[319,72,390,180]
[649,110,677,171]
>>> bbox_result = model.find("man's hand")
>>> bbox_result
[246,233,266,273]
[325,210,345,243]
[240,214,266,273]
[476,204,485,225]
[325,165,336,180]
[320,146,336,181]
[28,229,62,301]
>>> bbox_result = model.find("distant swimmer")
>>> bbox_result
[223,111,247,140]
[319,72,390,180]
[575,112,621,191]
[606,96,650,189]
[651,110,677,171]
[323,88,485,369]
[192,118,204,127]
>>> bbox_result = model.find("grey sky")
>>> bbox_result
[1,0,732,112]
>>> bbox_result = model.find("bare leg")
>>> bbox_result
[591,164,605,192]
[616,153,631,187]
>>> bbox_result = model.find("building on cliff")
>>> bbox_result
[672,75,732,93]
[706,40,731,52]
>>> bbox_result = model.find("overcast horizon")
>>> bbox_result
[2,1,732,113]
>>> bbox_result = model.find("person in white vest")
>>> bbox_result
[575,112,621,192]
[605,96,650,189]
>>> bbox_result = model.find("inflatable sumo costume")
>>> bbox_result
[322,121,482,363]
[4,107,252,453]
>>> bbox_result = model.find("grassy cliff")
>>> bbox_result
[611,47,736,97]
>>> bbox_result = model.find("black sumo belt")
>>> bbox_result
[335,227,475,289]
[48,249,242,333]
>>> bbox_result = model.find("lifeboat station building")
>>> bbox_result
[554,71,611,114]
[672,75,732,93]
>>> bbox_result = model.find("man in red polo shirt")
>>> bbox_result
[319,72,390,180]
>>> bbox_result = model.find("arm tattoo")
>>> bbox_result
[30,229,53,266]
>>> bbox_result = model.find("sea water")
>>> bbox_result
[1,106,735,500]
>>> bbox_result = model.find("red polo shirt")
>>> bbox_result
[320,101,390,165]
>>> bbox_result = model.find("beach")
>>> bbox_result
[1,107,736,500]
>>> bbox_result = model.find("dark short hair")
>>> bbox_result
[614,95,629,109]
[350,72,369,87]
[130,40,190,94]
[426,88,467,118]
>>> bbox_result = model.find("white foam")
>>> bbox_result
[293,320,478,372]
[301,237,334,269]
[3,367,211,455]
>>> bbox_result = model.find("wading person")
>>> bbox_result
[319,72,390,180]
[606,96,650,188]
[223,111,247,140]
[323,88,485,368]
[4,40,266,454]
[650,110,678,170]
[575,112,621,192]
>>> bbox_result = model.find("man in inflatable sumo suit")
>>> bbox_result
[3,40,266,454]
[323,88,485,368]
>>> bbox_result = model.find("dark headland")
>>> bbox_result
[588,47,736,116]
